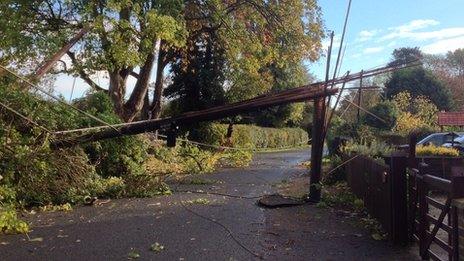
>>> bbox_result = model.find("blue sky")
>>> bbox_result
[310,0,464,80]
[53,0,464,98]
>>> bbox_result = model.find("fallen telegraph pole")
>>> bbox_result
[52,85,338,148]
[51,60,420,148]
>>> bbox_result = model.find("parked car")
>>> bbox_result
[418,132,464,146]
[442,135,464,154]
[397,132,464,150]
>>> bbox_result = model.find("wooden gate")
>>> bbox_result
[408,165,464,260]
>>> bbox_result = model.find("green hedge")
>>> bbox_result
[192,123,309,149]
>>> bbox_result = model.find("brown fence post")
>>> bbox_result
[407,132,418,242]
[390,152,408,245]
[452,205,459,261]
[408,132,417,168]
[451,176,464,260]
[408,169,418,242]
[417,163,430,259]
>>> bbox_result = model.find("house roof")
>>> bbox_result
[438,112,464,126]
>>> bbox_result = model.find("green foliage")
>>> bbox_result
[385,67,452,110]
[342,140,393,159]
[425,48,464,110]
[392,92,439,135]
[249,63,312,128]
[0,0,324,120]
[223,0,324,102]
[388,47,423,66]
[0,185,29,234]
[363,101,398,130]
[0,206,29,234]
[318,182,358,208]
[164,30,226,115]
[191,123,309,150]
[322,156,346,185]
[0,84,165,207]
[219,150,253,168]
[416,145,460,157]
[145,141,252,178]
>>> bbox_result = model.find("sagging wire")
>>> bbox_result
[0,64,120,134]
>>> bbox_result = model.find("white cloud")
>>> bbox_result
[357,30,380,42]
[422,36,464,54]
[381,19,440,40]
[412,28,464,41]
[393,19,440,32]
[363,47,384,54]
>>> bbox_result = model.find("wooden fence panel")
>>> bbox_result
[345,154,393,238]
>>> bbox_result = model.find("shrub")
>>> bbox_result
[416,145,460,157]
[342,140,393,159]
[219,149,253,168]
[190,123,309,149]
[76,93,149,179]
[0,185,29,234]
[392,92,439,135]
[363,101,398,130]
[322,156,346,185]
[0,84,160,209]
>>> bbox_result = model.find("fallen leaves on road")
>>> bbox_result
[128,249,140,259]
[150,242,165,253]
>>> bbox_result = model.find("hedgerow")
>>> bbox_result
[191,123,309,149]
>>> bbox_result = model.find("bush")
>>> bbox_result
[0,185,29,234]
[363,101,398,130]
[416,145,460,157]
[322,156,346,185]
[342,140,393,159]
[76,93,149,179]
[190,123,309,149]
[145,141,252,176]
[0,84,161,209]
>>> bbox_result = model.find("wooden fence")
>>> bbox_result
[343,153,408,244]
[340,133,464,259]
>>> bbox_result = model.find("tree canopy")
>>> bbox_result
[385,48,453,111]
[0,0,324,122]
[425,48,464,110]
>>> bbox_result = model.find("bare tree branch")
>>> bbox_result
[67,51,107,92]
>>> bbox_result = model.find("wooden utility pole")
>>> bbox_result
[52,86,338,148]
[308,31,333,202]
[357,70,363,124]
[309,97,326,202]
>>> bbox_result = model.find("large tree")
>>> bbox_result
[0,0,324,122]
[388,47,423,66]
[164,28,226,114]
[385,67,453,111]
[385,47,453,111]
[426,49,464,110]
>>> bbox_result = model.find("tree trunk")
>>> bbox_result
[108,70,126,118]
[124,49,156,122]
[151,41,168,119]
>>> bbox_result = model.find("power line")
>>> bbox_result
[0,100,52,133]
[0,64,119,133]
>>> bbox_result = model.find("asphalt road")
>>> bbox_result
[0,149,419,260]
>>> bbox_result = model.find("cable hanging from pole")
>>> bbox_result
[0,100,52,134]
[0,64,120,134]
